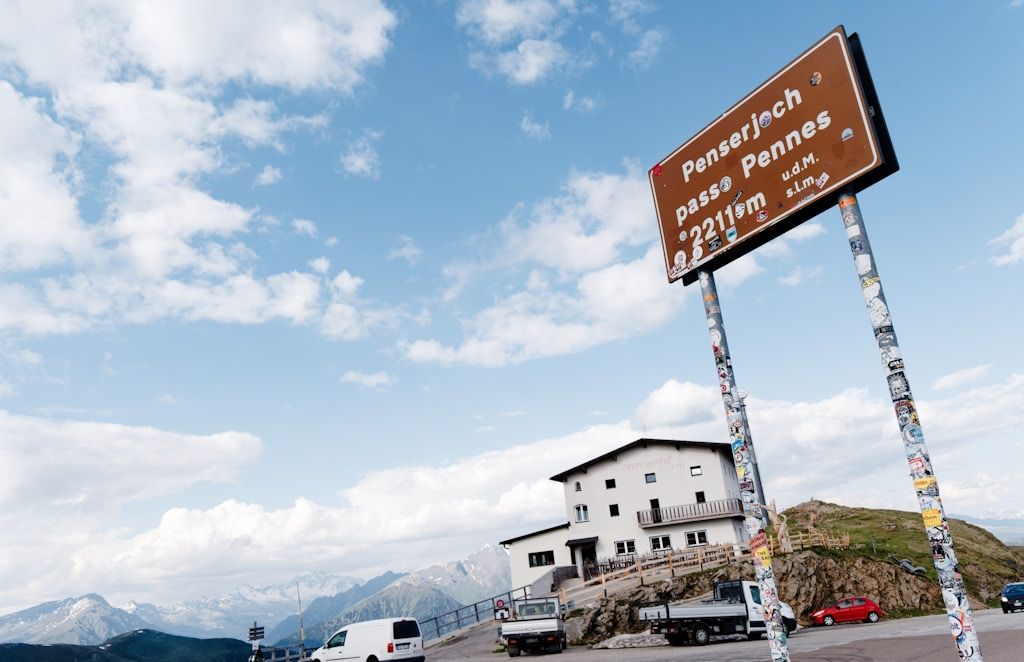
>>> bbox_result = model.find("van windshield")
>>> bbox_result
[393,620,420,639]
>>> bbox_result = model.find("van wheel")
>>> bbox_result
[367,657,378,662]
[747,632,762,640]
[693,626,711,646]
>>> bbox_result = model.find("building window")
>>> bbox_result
[605,478,616,489]
[650,535,671,551]
[574,504,589,522]
[609,504,620,517]
[645,473,657,483]
[574,481,581,492]
[695,491,706,504]
[528,550,555,567]
[615,540,636,555]
[686,530,709,547]
[690,465,702,476]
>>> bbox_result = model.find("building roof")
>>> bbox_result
[498,522,570,547]
[549,437,730,482]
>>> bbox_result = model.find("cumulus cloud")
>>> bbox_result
[519,112,551,140]
[387,236,423,265]
[340,129,384,179]
[0,1,398,339]
[292,219,318,238]
[497,39,571,84]
[625,28,665,70]
[340,370,396,388]
[932,364,993,391]
[990,213,1024,266]
[562,90,595,112]
[8,372,1022,608]
[254,165,282,186]
[777,265,824,287]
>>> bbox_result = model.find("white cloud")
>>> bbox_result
[990,212,1024,266]
[0,1,399,339]
[6,348,42,365]
[292,219,318,238]
[932,364,993,391]
[308,257,331,274]
[325,236,339,248]
[0,82,95,272]
[562,90,595,112]
[340,129,383,179]
[456,0,567,45]
[158,394,177,405]
[475,425,497,433]
[340,370,396,388]
[499,410,527,418]
[520,112,551,140]
[625,28,665,71]
[254,165,282,186]
[496,38,570,84]
[387,236,423,265]
[777,265,824,287]
[0,378,18,398]
[10,372,1023,608]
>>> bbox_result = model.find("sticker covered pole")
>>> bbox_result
[698,270,789,662]
[838,193,982,662]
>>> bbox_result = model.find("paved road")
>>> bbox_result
[428,608,1024,661]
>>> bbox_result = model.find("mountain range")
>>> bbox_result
[0,544,511,648]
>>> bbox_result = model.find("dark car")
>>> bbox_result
[1001,583,1024,613]
[811,597,884,626]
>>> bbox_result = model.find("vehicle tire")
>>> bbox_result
[692,626,711,646]
[867,612,880,623]
[784,621,794,636]
[367,657,378,662]
[747,632,762,640]
[823,615,835,626]
[666,633,685,647]
[1003,607,1010,614]
[507,648,520,658]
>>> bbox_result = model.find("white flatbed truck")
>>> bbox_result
[639,580,797,646]
[500,597,566,657]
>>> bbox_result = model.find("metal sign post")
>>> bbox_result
[838,194,982,661]
[699,270,789,662]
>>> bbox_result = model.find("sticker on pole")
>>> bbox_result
[922,508,942,528]
[650,25,896,285]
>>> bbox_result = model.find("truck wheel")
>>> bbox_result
[823,615,835,626]
[666,633,685,646]
[747,632,762,640]
[692,626,711,646]
[507,648,520,657]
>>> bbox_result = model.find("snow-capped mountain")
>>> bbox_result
[124,571,363,639]
[396,543,511,605]
[0,594,151,645]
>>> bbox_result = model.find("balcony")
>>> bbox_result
[636,497,744,528]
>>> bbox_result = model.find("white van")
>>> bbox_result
[309,617,424,662]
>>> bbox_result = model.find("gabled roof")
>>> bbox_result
[549,437,730,482]
[498,522,570,547]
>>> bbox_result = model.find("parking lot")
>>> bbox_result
[428,608,1024,661]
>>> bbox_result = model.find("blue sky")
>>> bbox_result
[0,1,1022,613]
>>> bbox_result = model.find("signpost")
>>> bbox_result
[649,25,981,662]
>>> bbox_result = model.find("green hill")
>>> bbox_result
[781,500,1024,605]
[0,629,251,662]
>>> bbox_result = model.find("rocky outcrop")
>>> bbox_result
[569,550,962,644]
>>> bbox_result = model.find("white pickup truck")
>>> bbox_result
[500,597,566,657]
[639,580,797,646]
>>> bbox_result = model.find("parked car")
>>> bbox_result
[309,617,424,662]
[1000,583,1024,613]
[810,597,884,626]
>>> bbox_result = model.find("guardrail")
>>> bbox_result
[419,585,532,641]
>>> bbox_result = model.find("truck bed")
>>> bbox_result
[500,618,562,637]
[639,601,747,621]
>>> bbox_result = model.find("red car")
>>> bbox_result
[811,597,884,626]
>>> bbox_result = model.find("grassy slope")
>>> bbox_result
[781,500,1024,605]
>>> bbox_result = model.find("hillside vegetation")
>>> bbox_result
[0,630,250,662]
[569,501,1024,643]
[782,500,1024,605]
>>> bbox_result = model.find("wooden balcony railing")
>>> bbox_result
[636,497,744,527]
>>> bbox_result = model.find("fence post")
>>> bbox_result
[697,546,704,571]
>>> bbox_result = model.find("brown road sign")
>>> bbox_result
[650,26,896,285]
